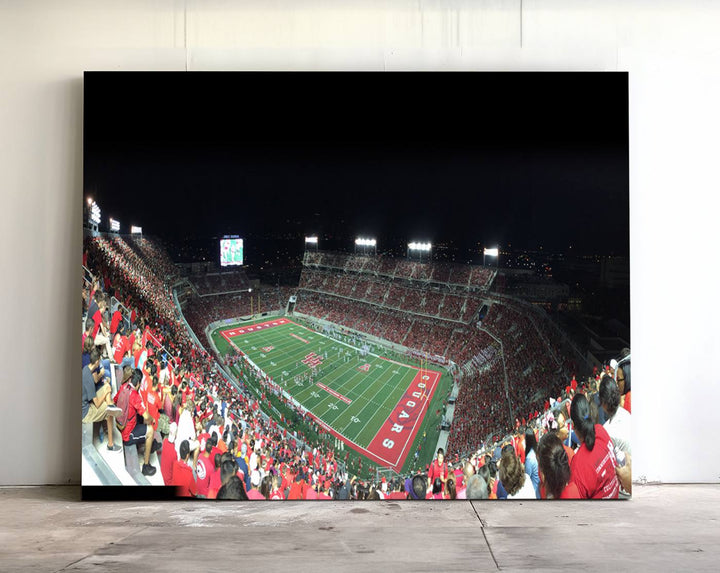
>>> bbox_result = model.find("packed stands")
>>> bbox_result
[83,236,624,501]
[303,250,496,290]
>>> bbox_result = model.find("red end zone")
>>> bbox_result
[366,369,441,471]
[306,369,441,472]
[221,317,291,339]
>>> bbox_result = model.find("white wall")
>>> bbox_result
[1,0,718,485]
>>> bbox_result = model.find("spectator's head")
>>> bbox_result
[552,407,570,441]
[524,427,538,454]
[89,348,101,369]
[498,451,525,496]
[411,475,427,500]
[221,459,237,485]
[131,368,143,390]
[465,474,489,499]
[436,448,445,465]
[464,462,476,480]
[217,475,248,500]
[179,439,190,461]
[121,366,133,385]
[260,475,273,499]
[432,477,443,495]
[599,375,621,419]
[571,393,596,451]
[617,363,631,394]
[537,433,571,499]
[83,336,94,354]
[477,464,492,494]
[250,470,261,490]
[445,476,457,500]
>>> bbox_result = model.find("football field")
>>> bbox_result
[210,317,448,472]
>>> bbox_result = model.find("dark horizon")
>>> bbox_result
[84,72,629,263]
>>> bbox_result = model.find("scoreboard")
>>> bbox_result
[220,237,243,267]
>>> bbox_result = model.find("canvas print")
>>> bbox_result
[81,72,630,500]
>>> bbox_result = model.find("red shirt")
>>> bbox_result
[145,388,161,432]
[207,468,223,499]
[386,491,408,500]
[114,383,146,443]
[570,424,619,499]
[112,334,129,364]
[91,310,103,338]
[427,459,448,483]
[623,391,632,414]
[160,439,176,485]
[247,489,265,500]
[172,459,197,497]
[560,481,580,499]
[195,453,215,497]
[110,310,122,335]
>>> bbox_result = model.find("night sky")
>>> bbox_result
[84,72,629,262]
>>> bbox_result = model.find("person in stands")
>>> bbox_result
[498,450,536,500]
[217,475,248,500]
[569,393,620,499]
[465,474,489,500]
[523,427,541,499]
[600,375,631,456]
[537,432,579,499]
[160,422,178,485]
[427,447,448,486]
[172,439,197,497]
[81,349,123,451]
[115,368,159,476]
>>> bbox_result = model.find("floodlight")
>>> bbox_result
[87,197,92,205]
[89,201,101,225]
[109,218,120,232]
[305,236,318,244]
[355,238,377,247]
[483,248,499,257]
[408,242,432,252]
[131,225,143,234]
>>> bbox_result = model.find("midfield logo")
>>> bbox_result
[302,352,323,369]
[358,363,371,372]
[262,346,275,353]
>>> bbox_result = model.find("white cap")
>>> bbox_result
[168,422,178,443]
[251,470,261,487]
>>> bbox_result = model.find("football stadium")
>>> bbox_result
[81,230,631,500]
[80,73,631,501]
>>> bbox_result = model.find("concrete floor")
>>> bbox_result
[1,485,718,572]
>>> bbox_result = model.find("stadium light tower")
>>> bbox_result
[483,247,499,267]
[354,237,377,255]
[407,241,432,261]
[109,218,120,233]
[130,225,143,235]
[304,235,319,252]
[85,198,101,233]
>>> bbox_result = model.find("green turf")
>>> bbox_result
[210,315,453,475]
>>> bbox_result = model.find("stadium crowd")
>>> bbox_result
[303,250,495,289]
[82,235,629,500]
